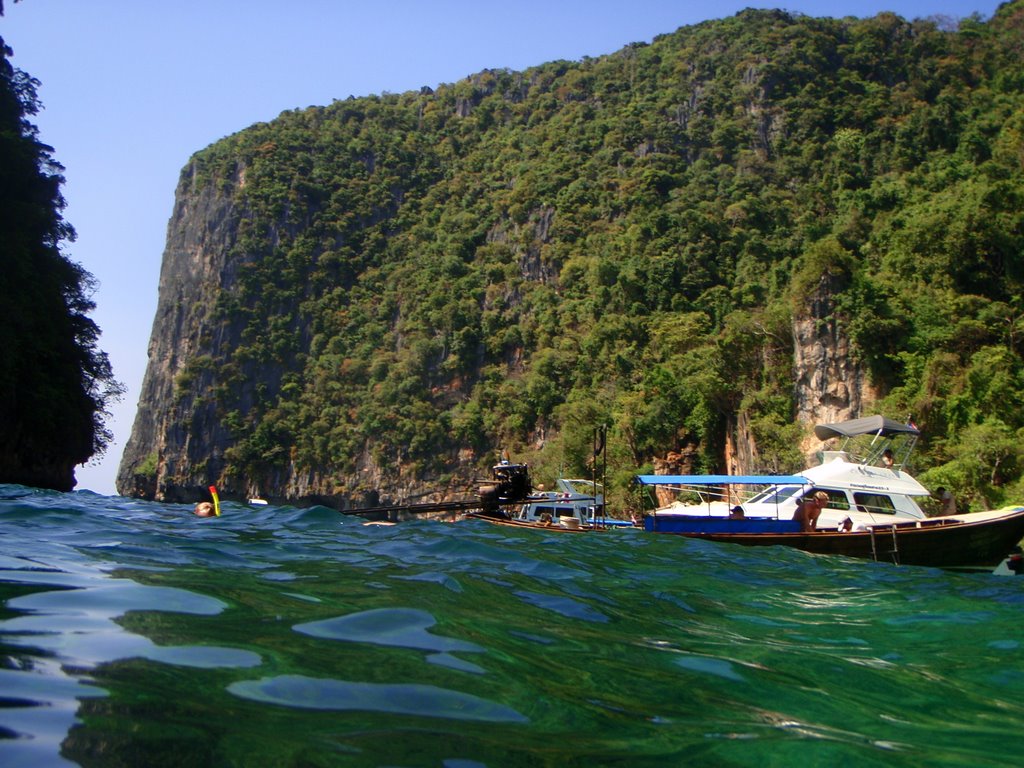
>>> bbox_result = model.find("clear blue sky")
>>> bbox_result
[2,0,1001,495]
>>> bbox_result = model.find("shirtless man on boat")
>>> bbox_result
[794,491,829,531]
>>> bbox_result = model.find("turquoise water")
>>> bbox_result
[1,486,1023,767]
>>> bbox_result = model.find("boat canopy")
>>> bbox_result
[813,416,919,441]
[635,474,808,486]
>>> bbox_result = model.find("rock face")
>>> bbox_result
[791,271,876,460]
[119,161,874,503]
[116,14,896,505]
[651,447,698,507]
[116,162,241,502]
[682,272,873,484]
[116,161,479,507]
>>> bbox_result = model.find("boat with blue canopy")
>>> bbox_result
[634,417,1024,569]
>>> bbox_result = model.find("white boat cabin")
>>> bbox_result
[512,478,614,528]
[642,416,941,531]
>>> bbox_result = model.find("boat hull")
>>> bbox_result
[645,508,1024,568]
[465,512,605,532]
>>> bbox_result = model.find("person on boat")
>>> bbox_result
[794,491,828,531]
[729,505,745,519]
[935,487,957,516]
[194,501,216,517]
[1007,546,1023,575]
[881,449,895,470]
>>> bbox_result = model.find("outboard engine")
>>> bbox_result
[492,462,532,502]
[477,462,532,518]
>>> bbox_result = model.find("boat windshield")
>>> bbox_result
[747,485,802,505]
[813,417,920,469]
[556,479,603,499]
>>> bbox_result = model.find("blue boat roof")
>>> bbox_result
[634,474,808,486]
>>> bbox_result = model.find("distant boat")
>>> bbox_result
[635,416,1024,570]
[469,470,635,532]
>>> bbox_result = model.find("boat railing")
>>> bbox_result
[635,475,809,520]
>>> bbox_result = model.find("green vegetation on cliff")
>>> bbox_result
[178,4,1024,510]
[0,34,122,490]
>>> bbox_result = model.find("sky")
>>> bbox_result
[1,0,1003,495]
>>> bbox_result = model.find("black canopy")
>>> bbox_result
[813,415,919,441]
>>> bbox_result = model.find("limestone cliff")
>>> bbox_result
[120,136,868,511]
[116,162,242,502]
[791,271,878,461]
[116,159,454,506]
[718,272,874,480]
[117,154,872,512]
[113,157,878,505]
[114,7,1016,506]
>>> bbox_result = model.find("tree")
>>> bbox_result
[0,35,122,490]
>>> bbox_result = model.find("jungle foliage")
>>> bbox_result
[187,4,1024,510]
[0,34,121,490]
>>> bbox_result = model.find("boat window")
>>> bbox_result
[750,486,802,505]
[798,493,847,512]
[812,489,850,511]
[747,488,771,503]
[853,493,897,515]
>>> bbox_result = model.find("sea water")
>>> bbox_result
[1,485,1023,768]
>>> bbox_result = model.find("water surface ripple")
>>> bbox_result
[1,486,1022,767]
